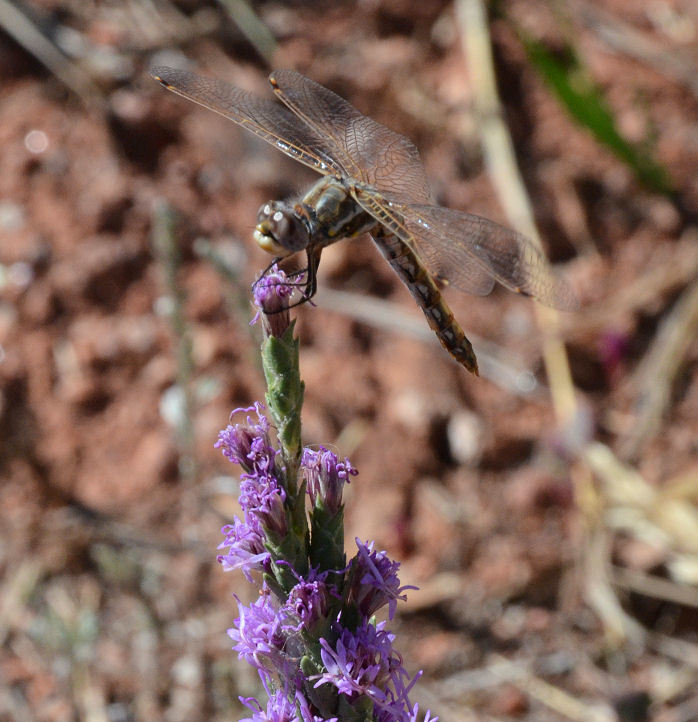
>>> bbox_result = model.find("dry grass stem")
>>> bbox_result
[0,0,103,107]
[456,0,576,424]
[620,276,698,459]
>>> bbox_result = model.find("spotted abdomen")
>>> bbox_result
[371,228,479,375]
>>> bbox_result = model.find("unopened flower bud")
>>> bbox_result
[252,266,295,337]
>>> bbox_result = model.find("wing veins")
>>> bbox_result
[269,72,365,181]
[152,66,343,177]
[354,189,575,307]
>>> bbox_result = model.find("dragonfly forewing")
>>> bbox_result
[151,66,343,178]
[269,70,432,204]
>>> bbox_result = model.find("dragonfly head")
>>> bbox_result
[254,201,309,256]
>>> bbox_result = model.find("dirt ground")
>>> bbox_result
[1,1,697,720]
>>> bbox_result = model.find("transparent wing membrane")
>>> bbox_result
[403,204,578,310]
[151,67,344,177]
[354,188,576,309]
[269,70,432,204]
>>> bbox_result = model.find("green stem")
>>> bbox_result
[261,321,305,489]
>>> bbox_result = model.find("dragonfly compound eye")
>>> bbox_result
[270,210,291,240]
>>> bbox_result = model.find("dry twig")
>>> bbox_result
[0,0,103,107]
[619,276,698,460]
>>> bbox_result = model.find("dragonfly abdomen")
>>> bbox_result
[371,229,479,375]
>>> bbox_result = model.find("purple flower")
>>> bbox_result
[217,517,271,582]
[229,592,297,684]
[240,690,340,722]
[239,472,288,538]
[215,403,276,475]
[239,690,296,722]
[281,570,333,633]
[252,265,297,337]
[315,619,421,719]
[345,540,416,621]
[302,447,357,515]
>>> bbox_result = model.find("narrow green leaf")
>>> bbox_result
[520,32,672,194]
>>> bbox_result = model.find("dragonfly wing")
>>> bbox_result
[152,66,345,177]
[354,188,576,309]
[268,70,432,204]
[404,204,578,310]
[354,187,496,296]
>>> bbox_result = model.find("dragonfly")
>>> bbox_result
[152,66,576,375]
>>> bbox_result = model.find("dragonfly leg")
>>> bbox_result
[277,246,321,311]
[252,256,307,295]
[302,246,321,299]
[252,256,284,292]
[254,247,321,314]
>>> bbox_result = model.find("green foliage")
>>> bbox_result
[519,32,672,194]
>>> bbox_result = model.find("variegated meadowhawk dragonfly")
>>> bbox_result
[152,66,576,375]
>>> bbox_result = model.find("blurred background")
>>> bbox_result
[1,0,697,720]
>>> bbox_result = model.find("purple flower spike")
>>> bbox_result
[253,265,297,337]
[214,359,431,717]
[302,447,358,515]
[346,540,417,621]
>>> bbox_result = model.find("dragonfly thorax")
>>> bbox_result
[300,176,376,242]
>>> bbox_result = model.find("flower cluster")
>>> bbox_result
[216,266,436,721]
[302,447,358,516]
[216,403,281,581]
[217,405,435,721]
